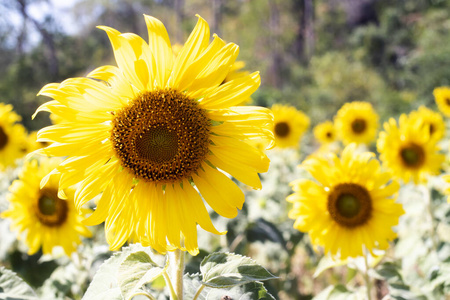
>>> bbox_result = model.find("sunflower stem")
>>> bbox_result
[363,250,372,300]
[162,271,178,300]
[169,248,185,300]
[192,284,206,300]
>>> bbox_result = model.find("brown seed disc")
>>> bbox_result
[351,118,367,134]
[400,143,425,169]
[35,188,69,227]
[327,183,372,228]
[111,88,210,183]
[274,121,290,138]
[0,126,8,150]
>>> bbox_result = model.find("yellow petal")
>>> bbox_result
[181,178,224,235]
[99,26,155,91]
[170,15,210,88]
[192,163,244,218]
[200,72,260,109]
[144,15,173,87]
[187,43,239,97]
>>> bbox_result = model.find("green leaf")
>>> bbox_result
[184,273,205,300]
[0,267,38,300]
[118,251,167,300]
[374,262,403,284]
[83,244,159,300]
[200,252,277,288]
[206,282,276,300]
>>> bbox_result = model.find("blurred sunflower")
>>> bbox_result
[377,114,444,184]
[22,131,48,154]
[271,104,310,149]
[334,101,378,145]
[313,121,336,145]
[409,106,445,142]
[1,158,92,255]
[433,86,450,117]
[287,144,404,259]
[0,103,28,169]
[33,15,273,255]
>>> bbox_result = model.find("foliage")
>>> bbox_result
[0,0,450,299]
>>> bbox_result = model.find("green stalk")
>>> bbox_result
[363,250,372,300]
[169,248,185,300]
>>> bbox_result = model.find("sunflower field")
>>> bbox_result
[0,0,450,299]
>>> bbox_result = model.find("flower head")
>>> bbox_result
[34,15,273,255]
[433,86,450,117]
[409,106,445,142]
[313,121,336,145]
[1,158,92,255]
[271,104,310,149]
[0,103,28,169]
[377,114,444,184]
[287,144,404,259]
[334,101,378,145]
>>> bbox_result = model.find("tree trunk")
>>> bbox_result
[212,0,223,36]
[268,0,282,88]
[174,0,185,43]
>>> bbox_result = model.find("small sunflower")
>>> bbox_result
[313,121,336,144]
[334,101,378,145]
[1,158,92,255]
[271,104,310,149]
[409,106,445,142]
[0,103,28,169]
[377,114,444,184]
[433,86,450,117]
[33,15,273,255]
[287,144,404,259]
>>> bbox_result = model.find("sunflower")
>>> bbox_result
[33,15,273,255]
[1,158,92,255]
[433,86,450,117]
[377,114,444,184]
[409,106,445,142]
[0,103,28,169]
[313,121,336,144]
[334,101,378,145]
[271,104,310,149]
[287,144,404,259]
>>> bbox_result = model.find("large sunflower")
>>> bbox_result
[377,114,444,184]
[0,103,28,169]
[287,144,404,259]
[313,121,336,145]
[1,158,92,255]
[409,106,445,142]
[271,104,310,149]
[33,15,273,255]
[433,86,450,117]
[334,101,378,145]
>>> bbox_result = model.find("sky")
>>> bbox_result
[28,0,80,34]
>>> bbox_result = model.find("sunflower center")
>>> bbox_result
[111,88,210,183]
[327,183,372,227]
[275,122,290,138]
[135,126,178,163]
[0,126,8,150]
[35,189,68,227]
[429,123,435,135]
[326,131,333,139]
[400,143,425,168]
[351,118,367,134]
[446,98,450,106]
